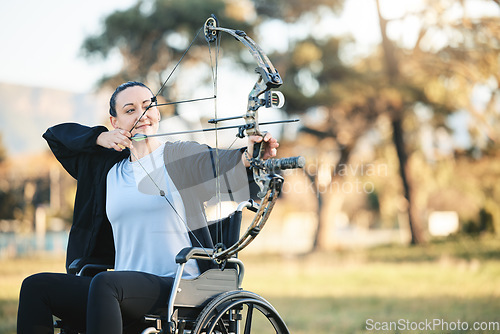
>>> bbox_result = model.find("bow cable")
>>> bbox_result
[129,26,205,135]
[207,26,224,248]
[127,23,216,262]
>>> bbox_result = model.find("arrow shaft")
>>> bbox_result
[131,119,299,141]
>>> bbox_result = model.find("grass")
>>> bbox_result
[0,256,65,334]
[3,235,500,333]
[242,258,500,333]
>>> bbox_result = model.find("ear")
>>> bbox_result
[110,116,118,129]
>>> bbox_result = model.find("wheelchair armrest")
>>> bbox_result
[68,257,114,276]
[78,264,114,277]
[68,258,87,274]
[175,247,214,264]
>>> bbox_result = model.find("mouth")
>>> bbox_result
[135,123,151,130]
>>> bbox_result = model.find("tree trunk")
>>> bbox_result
[392,118,424,244]
[308,173,324,252]
[376,0,424,244]
[308,145,351,252]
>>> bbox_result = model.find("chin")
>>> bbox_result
[136,125,156,134]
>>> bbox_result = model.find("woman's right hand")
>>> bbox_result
[96,129,133,151]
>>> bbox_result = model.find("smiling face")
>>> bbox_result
[110,85,160,137]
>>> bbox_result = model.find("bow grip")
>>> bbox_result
[252,133,267,160]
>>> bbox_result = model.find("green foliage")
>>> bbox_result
[253,0,344,21]
[81,0,251,89]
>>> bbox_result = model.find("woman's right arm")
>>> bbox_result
[42,122,110,178]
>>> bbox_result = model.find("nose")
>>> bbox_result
[137,106,154,122]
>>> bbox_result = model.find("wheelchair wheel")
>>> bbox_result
[191,290,289,334]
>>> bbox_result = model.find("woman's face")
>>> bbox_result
[110,85,160,136]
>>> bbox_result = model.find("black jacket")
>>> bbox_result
[43,123,247,273]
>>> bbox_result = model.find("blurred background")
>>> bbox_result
[1,0,500,333]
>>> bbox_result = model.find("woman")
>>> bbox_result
[17,81,279,333]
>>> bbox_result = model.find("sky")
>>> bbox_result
[0,0,137,93]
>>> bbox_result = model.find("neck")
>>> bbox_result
[130,138,162,161]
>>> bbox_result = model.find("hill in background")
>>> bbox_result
[0,83,110,156]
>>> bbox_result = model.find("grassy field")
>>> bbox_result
[2,236,500,333]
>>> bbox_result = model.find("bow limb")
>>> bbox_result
[204,17,282,88]
[204,15,283,139]
[213,173,283,260]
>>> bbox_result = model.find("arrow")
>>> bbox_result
[131,119,300,141]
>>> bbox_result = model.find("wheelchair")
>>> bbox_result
[55,199,290,334]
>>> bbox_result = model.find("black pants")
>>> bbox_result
[17,271,174,334]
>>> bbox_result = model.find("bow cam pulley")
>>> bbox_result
[204,15,219,43]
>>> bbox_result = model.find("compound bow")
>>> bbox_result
[203,15,305,261]
[131,15,304,263]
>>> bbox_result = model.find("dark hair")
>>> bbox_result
[109,81,153,117]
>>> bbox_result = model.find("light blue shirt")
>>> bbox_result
[106,143,200,278]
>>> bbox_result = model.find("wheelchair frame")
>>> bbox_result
[57,201,290,334]
[139,247,289,334]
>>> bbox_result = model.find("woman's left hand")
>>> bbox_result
[243,132,279,167]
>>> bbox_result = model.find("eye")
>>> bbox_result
[126,108,135,114]
[144,103,154,111]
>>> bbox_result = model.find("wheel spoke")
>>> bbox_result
[192,291,289,334]
[215,318,229,334]
[243,304,254,334]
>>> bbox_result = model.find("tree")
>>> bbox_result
[272,36,385,250]
[373,0,500,242]
[374,0,425,244]
[267,0,499,248]
[82,0,254,96]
